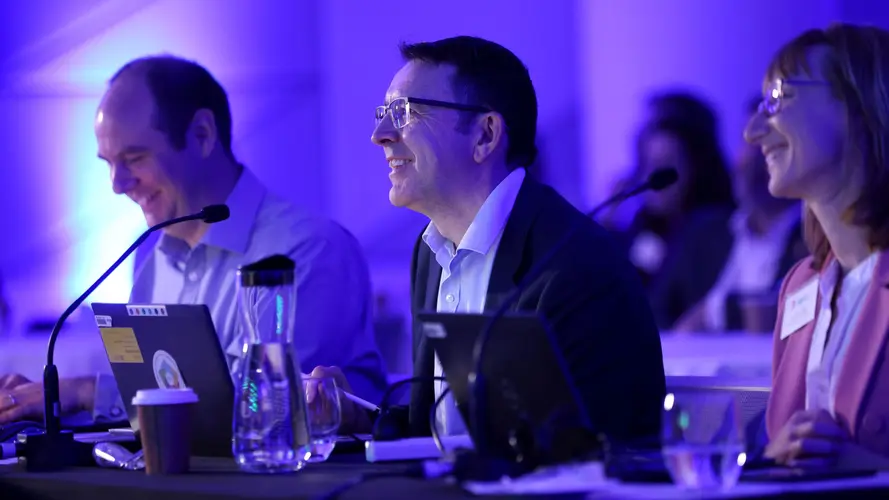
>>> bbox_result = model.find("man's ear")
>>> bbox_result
[188,108,218,158]
[472,112,505,164]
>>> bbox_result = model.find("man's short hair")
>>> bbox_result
[399,36,538,169]
[110,55,234,159]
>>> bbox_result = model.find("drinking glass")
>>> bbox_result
[303,376,342,462]
[662,390,746,490]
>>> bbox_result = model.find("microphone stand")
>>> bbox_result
[586,182,653,219]
[25,209,218,471]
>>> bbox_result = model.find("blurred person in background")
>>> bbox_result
[673,96,806,334]
[747,24,889,469]
[599,92,718,229]
[611,102,736,330]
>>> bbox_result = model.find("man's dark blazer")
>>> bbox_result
[385,177,667,445]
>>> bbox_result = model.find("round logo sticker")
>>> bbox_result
[153,350,186,389]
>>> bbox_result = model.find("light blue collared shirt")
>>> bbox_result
[92,168,387,421]
[424,168,526,436]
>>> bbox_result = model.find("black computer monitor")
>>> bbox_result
[417,311,599,468]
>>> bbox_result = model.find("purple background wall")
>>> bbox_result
[0,0,886,333]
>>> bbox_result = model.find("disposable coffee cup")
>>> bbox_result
[132,388,199,475]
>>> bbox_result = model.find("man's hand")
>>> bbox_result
[304,366,372,434]
[0,375,96,425]
[0,373,30,390]
[765,410,849,467]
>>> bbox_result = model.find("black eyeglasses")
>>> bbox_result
[375,96,490,129]
[758,78,831,116]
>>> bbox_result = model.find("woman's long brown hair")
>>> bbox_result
[765,24,889,268]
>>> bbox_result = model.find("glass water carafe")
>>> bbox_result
[232,254,311,473]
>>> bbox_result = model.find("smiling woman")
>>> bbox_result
[744,24,889,270]
[745,23,889,471]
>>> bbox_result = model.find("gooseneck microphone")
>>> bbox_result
[199,204,232,224]
[29,204,230,471]
[586,167,679,218]
[466,168,678,465]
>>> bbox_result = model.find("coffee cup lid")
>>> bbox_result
[132,388,199,406]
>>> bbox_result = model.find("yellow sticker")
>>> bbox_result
[100,327,144,363]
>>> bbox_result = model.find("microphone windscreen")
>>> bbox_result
[201,204,230,223]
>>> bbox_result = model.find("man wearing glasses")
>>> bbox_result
[311,36,665,446]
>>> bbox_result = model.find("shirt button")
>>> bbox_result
[188,271,200,282]
[445,294,455,303]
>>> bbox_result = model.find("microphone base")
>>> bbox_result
[17,430,77,472]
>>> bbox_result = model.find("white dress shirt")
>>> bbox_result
[805,252,878,417]
[422,168,526,436]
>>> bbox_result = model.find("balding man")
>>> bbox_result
[0,55,387,425]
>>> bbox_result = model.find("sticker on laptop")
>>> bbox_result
[153,350,186,389]
[100,328,144,363]
[95,315,113,328]
[127,305,168,317]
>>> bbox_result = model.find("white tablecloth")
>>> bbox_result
[660,332,772,377]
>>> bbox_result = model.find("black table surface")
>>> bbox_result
[0,453,509,500]
[4,452,889,500]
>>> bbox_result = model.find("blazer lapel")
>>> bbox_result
[424,251,441,311]
[409,241,440,434]
[484,179,539,312]
[416,245,440,379]
[768,276,821,436]
[834,250,889,434]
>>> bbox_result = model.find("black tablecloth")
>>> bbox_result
[0,455,501,500]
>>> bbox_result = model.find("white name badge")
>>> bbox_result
[780,277,819,340]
